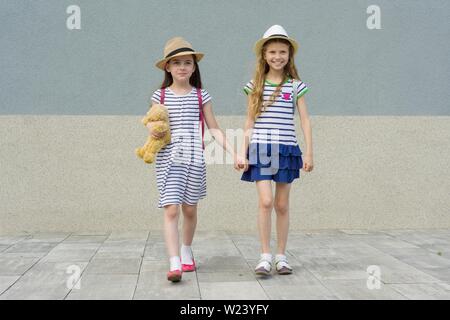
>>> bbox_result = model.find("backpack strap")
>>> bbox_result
[196,88,205,150]
[160,87,166,104]
[292,79,299,114]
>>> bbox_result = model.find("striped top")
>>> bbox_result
[244,78,308,146]
[151,87,211,141]
[150,87,211,208]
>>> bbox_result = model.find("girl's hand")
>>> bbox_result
[235,155,249,172]
[151,131,166,139]
[147,122,166,139]
[233,154,240,171]
[303,154,314,172]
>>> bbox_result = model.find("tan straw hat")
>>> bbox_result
[254,25,299,55]
[155,37,204,70]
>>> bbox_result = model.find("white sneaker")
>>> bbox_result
[255,254,273,276]
[275,255,293,275]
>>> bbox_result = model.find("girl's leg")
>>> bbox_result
[181,203,197,246]
[180,203,197,268]
[163,204,181,257]
[274,182,292,254]
[256,180,274,254]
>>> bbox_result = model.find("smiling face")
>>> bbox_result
[165,55,196,83]
[263,41,290,72]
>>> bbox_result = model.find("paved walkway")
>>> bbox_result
[0,229,450,300]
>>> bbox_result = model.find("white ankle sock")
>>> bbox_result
[275,254,287,262]
[260,253,273,262]
[169,256,181,271]
[181,244,193,264]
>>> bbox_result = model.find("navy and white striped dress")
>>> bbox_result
[241,78,308,183]
[151,87,211,208]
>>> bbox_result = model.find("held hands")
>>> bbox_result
[234,154,248,172]
[303,154,314,172]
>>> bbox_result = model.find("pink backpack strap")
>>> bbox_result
[196,88,205,150]
[160,87,166,104]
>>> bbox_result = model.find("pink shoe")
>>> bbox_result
[182,259,196,272]
[167,269,182,282]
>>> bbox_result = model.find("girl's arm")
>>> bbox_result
[202,101,239,165]
[296,95,314,172]
[239,95,255,171]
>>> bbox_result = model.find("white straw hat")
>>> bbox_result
[254,25,299,55]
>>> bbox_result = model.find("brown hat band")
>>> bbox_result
[165,47,195,59]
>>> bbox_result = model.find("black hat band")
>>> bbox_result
[165,47,195,59]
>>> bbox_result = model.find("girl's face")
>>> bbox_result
[165,55,195,82]
[263,41,290,72]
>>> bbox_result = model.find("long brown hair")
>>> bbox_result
[249,39,301,120]
[160,55,203,89]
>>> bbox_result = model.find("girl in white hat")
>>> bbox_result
[238,25,314,276]
[149,37,242,282]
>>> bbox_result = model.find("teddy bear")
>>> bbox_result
[135,104,171,164]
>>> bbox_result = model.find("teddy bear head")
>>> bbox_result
[146,104,169,122]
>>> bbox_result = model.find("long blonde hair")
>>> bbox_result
[249,39,301,120]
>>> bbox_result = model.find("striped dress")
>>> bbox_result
[151,87,211,208]
[241,78,308,183]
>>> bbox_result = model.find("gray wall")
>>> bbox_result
[1,0,449,115]
[1,115,449,234]
[1,1,450,233]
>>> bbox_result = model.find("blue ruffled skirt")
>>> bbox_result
[241,143,303,183]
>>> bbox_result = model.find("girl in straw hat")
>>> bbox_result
[237,25,314,276]
[149,37,243,282]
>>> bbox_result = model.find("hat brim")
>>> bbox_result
[155,52,204,70]
[254,36,299,56]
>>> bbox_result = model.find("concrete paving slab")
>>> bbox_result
[320,279,408,300]
[354,235,421,249]
[0,276,20,295]
[199,281,268,300]
[41,249,99,263]
[193,240,242,257]
[0,261,88,300]
[26,233,71,243]
[389,283,450,300]
[143,236,166,260]
[85,258,142,274]
[0,257,40,275]
[133,260,200,300]
[262,284,337,300]
[107,231,149,241]
[352,255,443,284]
[389,233,450,248]
[71,231,111,236]
[65,274,138,300]
[4,242,58,256]
[99,240,146,252]
[416,267,450,283]
[0,236,29,245]
[196,270,256,283]
[63,235,109,243]
[1,229,449,300]
[229,235,275,260]
[196,256,250,273]
[375,247,450,270]
[94,251,144,259]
